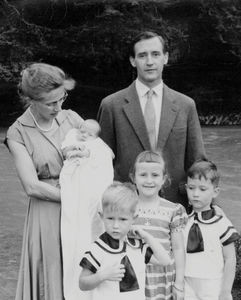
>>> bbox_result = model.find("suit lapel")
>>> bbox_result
[157,84,179,149]
[123,83,150,149]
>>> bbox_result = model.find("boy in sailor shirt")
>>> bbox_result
[79,181,171,300]
[184,160,239,300]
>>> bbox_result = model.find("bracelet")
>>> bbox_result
[173,284,184,292]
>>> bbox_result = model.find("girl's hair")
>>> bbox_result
[102,181,138,214]
[130,150,170,188]
[187,159,220,187]
[18,63,75,106]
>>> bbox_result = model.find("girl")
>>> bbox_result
[130,150,187,300]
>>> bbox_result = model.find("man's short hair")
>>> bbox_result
[129,31,168,58]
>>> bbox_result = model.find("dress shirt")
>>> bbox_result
[135,79,163,140]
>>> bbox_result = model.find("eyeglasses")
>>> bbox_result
[41,91,68,108]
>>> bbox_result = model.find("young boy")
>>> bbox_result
[60,119,114,300]
[184,160,239,300]
[79,182,171,300]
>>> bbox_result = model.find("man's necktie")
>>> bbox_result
[144,89,156,150]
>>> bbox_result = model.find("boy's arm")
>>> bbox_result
[219,242,236,300]
[79,263,125,291]
[133,226,171,266]
[79,268,104,291]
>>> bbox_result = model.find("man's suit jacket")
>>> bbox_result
[97,82,206,206]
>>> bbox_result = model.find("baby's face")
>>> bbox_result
[78,125,97,141]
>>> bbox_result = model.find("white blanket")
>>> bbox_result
[60,135,114,300]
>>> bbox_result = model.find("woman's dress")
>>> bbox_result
[6,108,82,300]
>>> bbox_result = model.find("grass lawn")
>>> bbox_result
[0,126,240,300]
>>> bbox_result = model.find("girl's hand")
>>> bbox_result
[172,284,184,300]
[99,263,125,282]
[130,225,148,240]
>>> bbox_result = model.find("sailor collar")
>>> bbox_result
[188,207,223,224]
[94,232,141,254]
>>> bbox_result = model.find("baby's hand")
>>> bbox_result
[99,263,125,282]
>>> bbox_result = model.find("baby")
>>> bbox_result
[60,119,114,300]
[61,119,101,160]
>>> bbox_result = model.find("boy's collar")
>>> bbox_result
[95,232,140,254]
[188,207,223,224]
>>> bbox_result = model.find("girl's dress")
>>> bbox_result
[134,198,187,300]
[60,131,114,300]
[6,108,83,300]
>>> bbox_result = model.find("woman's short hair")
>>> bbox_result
[19,63,75,104]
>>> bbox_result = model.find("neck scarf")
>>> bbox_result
[187,208,222,253]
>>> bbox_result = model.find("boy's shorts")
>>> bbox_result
[184,276,222,300]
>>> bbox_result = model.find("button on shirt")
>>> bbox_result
[135,79,163,141]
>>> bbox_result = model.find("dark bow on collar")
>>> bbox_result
[187,212,204,253]
[186,208,216,253]
[119,255,139,292]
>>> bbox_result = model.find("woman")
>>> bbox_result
[5,63,83,300]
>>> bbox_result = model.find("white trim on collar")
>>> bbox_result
[135,79,163,98]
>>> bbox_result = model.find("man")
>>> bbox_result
[97,31,206,208]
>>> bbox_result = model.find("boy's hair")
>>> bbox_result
[102,181,138,214]
[82,119,101,137]
[187,160,220,186]
[130,150,170,186]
